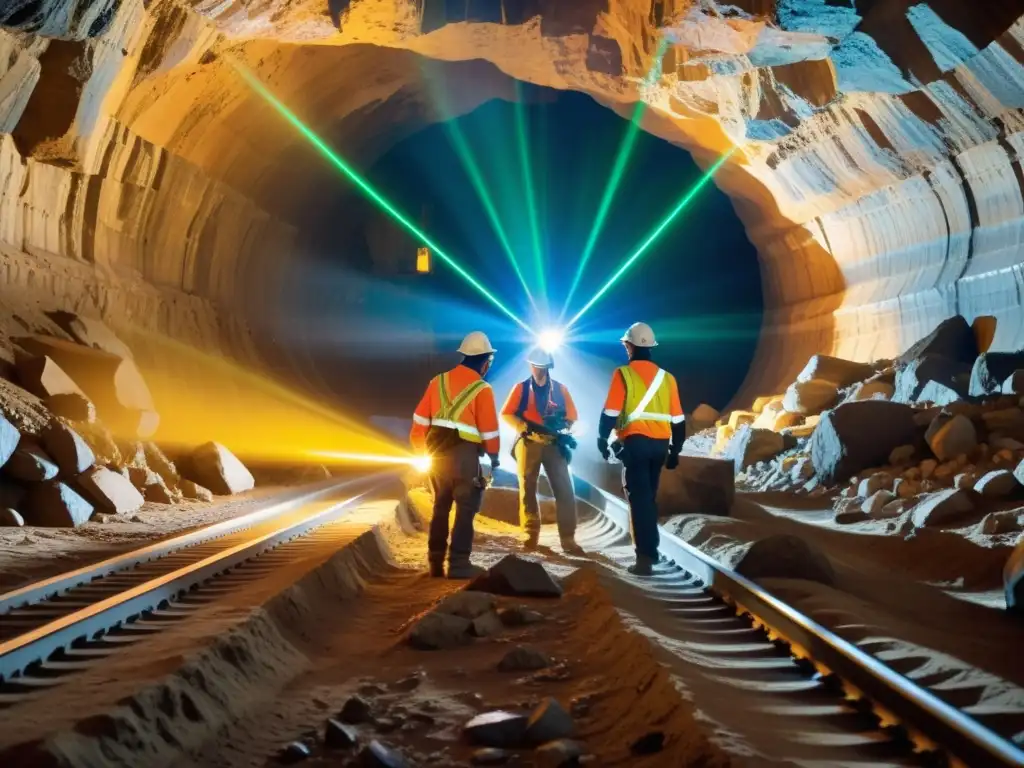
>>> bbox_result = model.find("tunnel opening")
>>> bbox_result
[286,84,762,423]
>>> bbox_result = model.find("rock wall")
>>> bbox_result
[0,0,1022,408]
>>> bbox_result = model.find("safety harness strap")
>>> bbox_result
[433,374,488,438]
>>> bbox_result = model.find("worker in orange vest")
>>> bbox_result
[597,322,685,575]
[500,349,583,555]
[411,331,501,579]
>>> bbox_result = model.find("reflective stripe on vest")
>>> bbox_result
[434,372,488,443]
[617,366,672,429]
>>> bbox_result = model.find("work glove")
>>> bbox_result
[665,452,680,470]
[488,453,500,471]
[597,438,610,462]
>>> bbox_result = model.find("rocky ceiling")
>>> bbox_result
[0,0,1022,408]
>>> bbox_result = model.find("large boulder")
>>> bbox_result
[893,355,970,404]
[4,442,59,482]
[15,335,158,438]
[925,414,977,462]
[1006,539,1024,615]
[898,316,978,366]
[41,421,96,476]
[0,414,19,470]
[796,355,875,388]
[846,379,894,402]
[14,352,85,399]
[688,403,720,433]
[733,534,835,586]
[971,351,1024,397]
[143,442,180,489]
[656,455,734,516]
[77,466,145,515]
[810,401,917,484]
[180,479,214,502]
[782,379,838,415]
[25,482,94,527]
[50,312,135,360]
[725,425,785,471]
[183,442,255,495]
[973,315,997,355]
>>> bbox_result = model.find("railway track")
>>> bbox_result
[569,475,1024,768]
[0,477,376,695]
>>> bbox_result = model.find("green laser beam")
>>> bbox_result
[566,149,734,330]
[233,62,532,335]
[514,82,547,302]
[443,119,537,311]
[561,37,670,319]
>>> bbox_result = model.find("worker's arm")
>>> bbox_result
[409,378,434,452]
[476,385,501,459]
[561,384,579,426]
[598,370,625,441]
[500,383,527,434]
[669,374,685,458]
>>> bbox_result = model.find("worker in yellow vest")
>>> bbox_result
[597,322,685,575]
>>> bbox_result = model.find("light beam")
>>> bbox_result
[537,327,565,354]
[566,149,734,329]
[232,61,533,335]
[514,82,547,303]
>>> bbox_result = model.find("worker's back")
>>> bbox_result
[604,359,683,440]
[411,364,500,458]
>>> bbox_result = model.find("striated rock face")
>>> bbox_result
[0,1,1022,410]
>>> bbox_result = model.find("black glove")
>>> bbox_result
[488,453,500,470]
[665,452,680,470]
[597,438,610,461]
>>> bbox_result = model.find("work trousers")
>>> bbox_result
[516,438,576,539]
[620,435,669,561]
[428,441,484,565]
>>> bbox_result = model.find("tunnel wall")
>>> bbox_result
[0,0,1022,413]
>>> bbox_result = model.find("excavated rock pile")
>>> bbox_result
[0,313,262,527]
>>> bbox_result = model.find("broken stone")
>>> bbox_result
[971,351,1024,397]
[360,740,409,768]
[390,673,423,692]
[835,507,868,524]
[789,457,814,482]
[857,472,892,498]
[889,444,915,465]
[525,698,575,745]
[630,731,665,755]
[179,478,214,502]
[899,316,978,366]
[498,606,544,626]
[408,612,473,650]
[498,646,553,672]
[45,393,96,422]
[472,611,504,638]
[128,466,160,490]
[981,408,1024,432]
[143,442,180,489]
[0,414,19,471]
[75,421,120,466]
[973,470,1019,499]
[877,499,905,519]
[726,410,756,430]
[734,534,834,585]
[920,459,938,479]
[14,352,85,399]
[464,711,528,748]
[77,467,145,515]
[810,401,917,483]
[911,489,975,527]
[1002,370,1024,396]
[954,472,978,491]
[752,400,784,430]
[796,355,875,388]
[862,490,895,516]
[783,378,838,415]
[4,442,59,482]
[467,555,562,598]
[724,425,784,471]
[41,421,95,476]
[994,448,1016,465]
[436,590,497,619]
[278,741,311,763]
[471,748,512,766]
[535,739,585,768]
[54,313,135,360]
[0,508,24,526]
[893,355,970,404]
[25,482,93,527]
[917,379,966,407]
[847,379,894,402]
[324,718,358,749]
[144,480,175,504]
[182,441,255,495]
[373,717,399,733]
[656,454,734,516]
[339,695,372,724]
[1005,540,1024,615]
[925,414,977,462]
[981,510,1024,535]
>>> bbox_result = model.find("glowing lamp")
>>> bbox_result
[411,455,432,473]
[537,328,565,354]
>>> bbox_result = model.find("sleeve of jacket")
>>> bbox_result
[669,374,684,422]
[669,374,686,454]
[561,384,579,422]
[409,378,434,452]
[475,385,501,456]
[500,382,527,433]
[599,370,625,441]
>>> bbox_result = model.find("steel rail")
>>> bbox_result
[0,477,347,614]
[570,473,1024,768]
[0,489,368,682]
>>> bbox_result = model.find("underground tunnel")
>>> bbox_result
[1,2,1024,767]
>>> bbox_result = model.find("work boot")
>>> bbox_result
[447,557,485,580]
[522,530,540,551]
[627,554,655,576]
[427,556,445,578]
[560,537,585,556]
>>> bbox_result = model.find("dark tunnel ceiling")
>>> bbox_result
[288,87,763,414]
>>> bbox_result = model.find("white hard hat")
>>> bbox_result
[457,331,496,356]
[621,322,658,348]
[528,350,554,368]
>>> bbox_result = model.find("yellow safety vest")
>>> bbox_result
[433,373,488,444]
[616,365,672,431]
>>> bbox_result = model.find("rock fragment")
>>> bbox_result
[339,695,372,724]
[973,470,1019,499]
[25,482,93,527]
[734,534,834,585]
[464,711,528,748]
[408,612,472,650]
[278,741,311,763]
[1002,370,1024,395]
[180,479,214,502]
[360,740,409,768]
[467,555,562,598]
[810,401,917,483]
[898,316,978,365]
[796,355,874,387]
[435,591,496,619]
[183,441,255,495]
[889,444,915,465]
[724,425,784,471]
[498,646,553,672]
[893,355,969,403]
[46,393,96,422]
[498,606,544,626]
[472,611,504,638]
[525,698,575,745]
[862,491,895,516]
[981,510,1024,535]
[4,442,59,482]
[971,351,1024,396]
[41,421,95,475]
[911,489,975,527]
[1005,539,1024,615]
[783,378,838,415]
[54,313,135,360]
[77,467,145,515]
[471,747,512,765]
[535,739,585,768]
[925,414,977,462]
[0,508,24,526]
[0,414,19,470]
[14,352,85,399]
[324,718,358,749]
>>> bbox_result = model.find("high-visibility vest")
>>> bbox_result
[514,377,565,426]
[430,372,489,444]
[616,365,673,432]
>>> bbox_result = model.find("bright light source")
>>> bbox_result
[538,328,565,354]
[411,455,432,473]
